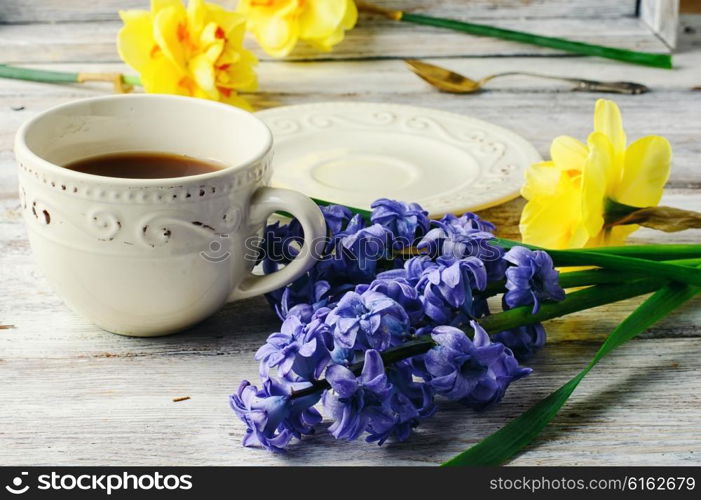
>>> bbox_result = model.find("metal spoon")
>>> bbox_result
[405,59,649,95]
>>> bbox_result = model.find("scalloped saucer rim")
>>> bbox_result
[256,102,541,216]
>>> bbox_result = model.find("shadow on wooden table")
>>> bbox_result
[171,195,526,342]
[273,345,689,464]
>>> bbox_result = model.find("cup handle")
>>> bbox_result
[228,187,326,302]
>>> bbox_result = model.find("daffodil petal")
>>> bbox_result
[224,16,248,46]
[119,9,151,25]
[594,130,620,193]
[200,21,216,45]
[139,55,185,95]
[218,46,242,65]
[186,0,206,35]
[117,10,155,73]
[581,131,612,237]
[153,4,188,71]
[118,0,257,110]
[614,135,672,208]
[520,98,671,250]
[550,135,587,171]
[520,176,586,249]
[594,99,626,155]
[221,92,253,111]
[606,225,639,246]
[207,3,247,36]
[342,0,358,29]
[190,53,219,100]
[221,51,259,91]
[307,24,347,51]
[239,0,354,57]
[255,15,299,57]
[299,0,347,39]
[521,161,561,199]
[151,0,182,14]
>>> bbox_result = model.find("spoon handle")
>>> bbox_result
[483,71,649,95]
[573,79,650,95]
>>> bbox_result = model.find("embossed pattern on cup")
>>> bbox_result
[15,95,326,337]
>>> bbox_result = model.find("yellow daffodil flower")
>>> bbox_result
[237,0,358,57]
[118,0,258,109]
[520,99,671,248]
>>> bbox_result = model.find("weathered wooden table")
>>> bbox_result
[1,1,700,466]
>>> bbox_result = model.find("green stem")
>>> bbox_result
[304,200,701,285]
[547,250,701,286]
[443,268,701,466]
[312,197,372,221]
[495,239,701,261]
[0,64,78,84]
[123,74,142,86]
[307,202,701,267]
[0,64,142,88]
[482,258,701,297]
[400,12,672,69]
[491,238,701,286]
[478,278,658,333]
[483,268,643,296]
[290,278,660,399]
[555,268,649,288]
[664,257,701,266]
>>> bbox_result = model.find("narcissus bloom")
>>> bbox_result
[520,99,671,248]
[237,0,358,57]
[118,0,257,109]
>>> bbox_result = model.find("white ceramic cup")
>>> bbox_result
[15,94,326,337]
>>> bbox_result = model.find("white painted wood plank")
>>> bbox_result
[0,17,671,64]
[1,268,699,356]
[0,0,638,24]
[679,13,701,49]
[1,90,699,187]
[0,337,698,465]
[2,186,700,355]
[641,0,680,48]
[2,54,699,185]
[3,48,700,96]
[2,180,699,466]
[0,14,698,467]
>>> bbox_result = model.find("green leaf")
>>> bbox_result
[493,239,701,261]
[442,274,700,466]
[548,250,701,286]
[311,197,372,221]
[556,263,699,288]
[491,238,701,286]
[303,201,701,264]
[478,278,660,333]
[292,279,665,402]
[400,12,672,69]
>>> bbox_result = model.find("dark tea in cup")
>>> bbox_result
[63,152,224,179]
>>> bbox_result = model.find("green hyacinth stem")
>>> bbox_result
[489,238,701,287]
[290,278,661,399]
[494,239,701,261]
[481,258,701,297]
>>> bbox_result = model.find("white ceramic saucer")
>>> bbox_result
[256,102,541,216]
